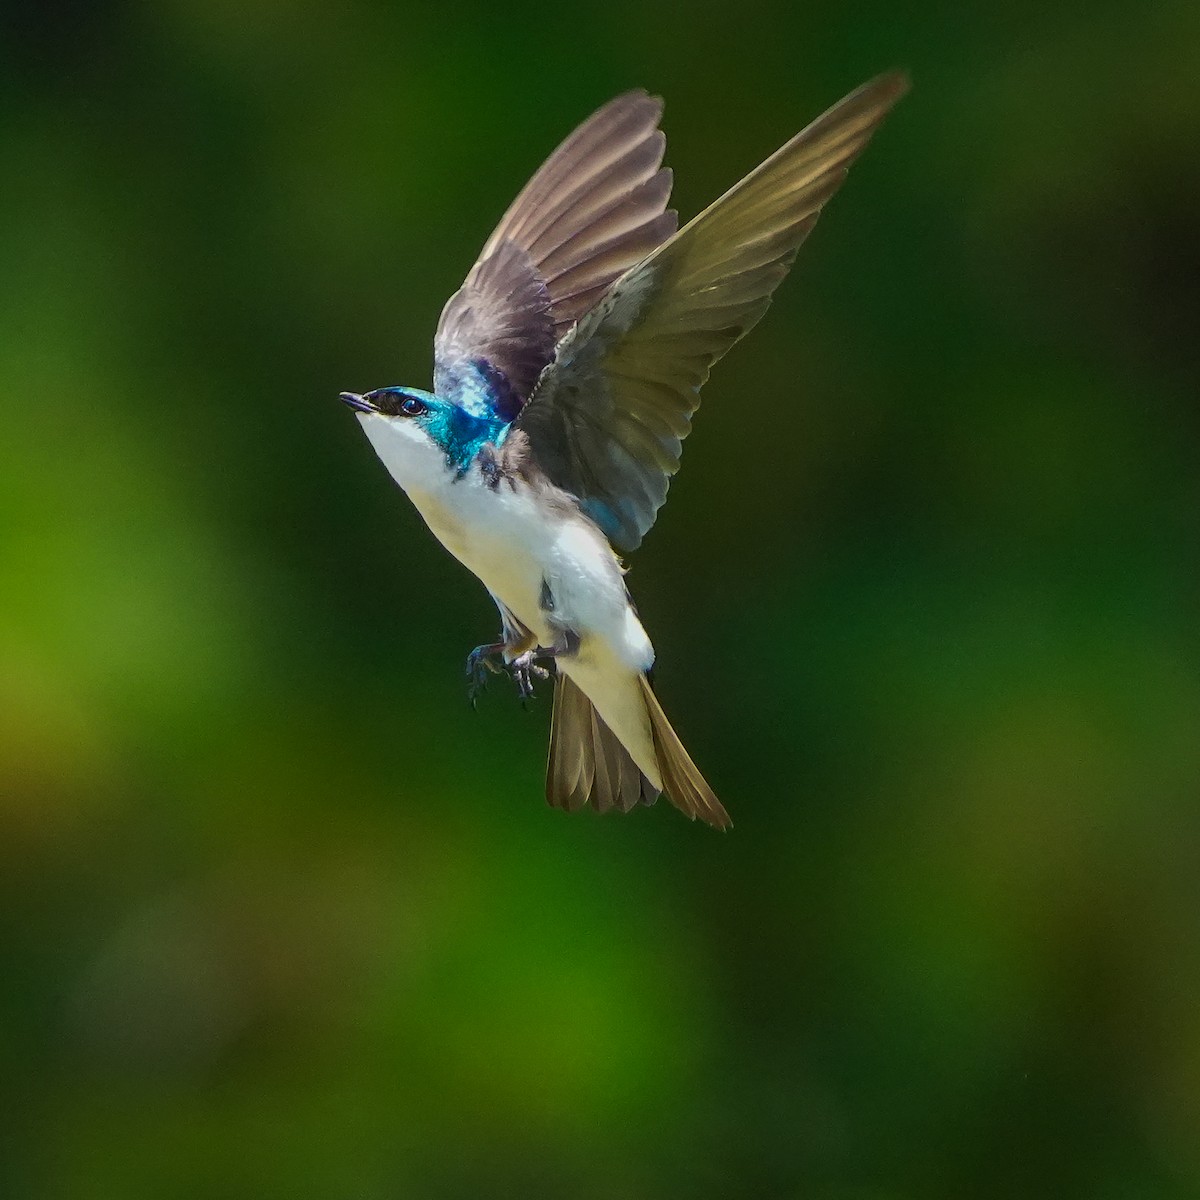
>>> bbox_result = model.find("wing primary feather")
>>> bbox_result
[515,71,909,551]
[483,92,666,255]
[434,89,677,419]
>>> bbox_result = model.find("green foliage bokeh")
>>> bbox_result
[2,1,1199,1196]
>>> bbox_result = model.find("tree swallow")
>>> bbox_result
[340,72,907,829]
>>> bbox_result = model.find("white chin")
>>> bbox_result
[358,413,443,492]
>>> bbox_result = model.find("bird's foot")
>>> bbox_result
[510,649,552,706]
[466,642,557,707]
[465,642,508,707]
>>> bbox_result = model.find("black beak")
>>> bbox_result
[339,391,375,414]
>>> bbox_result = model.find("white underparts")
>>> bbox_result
[358,412,661,785]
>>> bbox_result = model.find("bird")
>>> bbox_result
[340,71,908,830]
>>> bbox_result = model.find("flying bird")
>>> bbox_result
[341,72,908,829]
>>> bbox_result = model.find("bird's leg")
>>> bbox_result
[465,627,540,706]
[508,632,579,704]
[509,648,553,704]
[465,641,508,707]
[467,627,575,707]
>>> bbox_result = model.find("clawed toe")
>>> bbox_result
[465,643,554,706]
[465,642,507,707]
[510,658,548,705]
[509,651,550,704]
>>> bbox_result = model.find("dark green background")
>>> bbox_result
[3,1,1199,1196]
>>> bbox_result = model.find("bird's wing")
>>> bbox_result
[512,72,909,551]
[433,91,678,422]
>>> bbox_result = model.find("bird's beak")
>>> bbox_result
[339,391,376,414]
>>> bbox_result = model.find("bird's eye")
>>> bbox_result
[400,396,427,418]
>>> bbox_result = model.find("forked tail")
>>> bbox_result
[638,675,730,829]
[545,672,730,829]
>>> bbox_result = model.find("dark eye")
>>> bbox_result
[400,396,427,418]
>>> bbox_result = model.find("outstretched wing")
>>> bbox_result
[433,90,678,422]
[512,72,910,551]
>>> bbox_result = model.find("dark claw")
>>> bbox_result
[464,643,556,707]
[510,651,551,706]
[465,642,507,707]
[513,665,535,704]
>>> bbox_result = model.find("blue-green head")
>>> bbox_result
[340,386,508,484]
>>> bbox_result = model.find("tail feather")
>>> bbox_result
[638,676,731,830]
[545,671,730,830]
[547,672,656,814]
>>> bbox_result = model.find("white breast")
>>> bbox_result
[359,412,654,673]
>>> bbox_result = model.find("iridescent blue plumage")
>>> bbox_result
[366,387,508,475]
[341,75,907,826]
[430,90,679,442]
[434,357,524,424]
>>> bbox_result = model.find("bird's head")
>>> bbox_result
[340,387,505,487]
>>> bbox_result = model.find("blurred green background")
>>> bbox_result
[2,0,1199,1196]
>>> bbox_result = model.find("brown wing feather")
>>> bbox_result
[434,91,678,412]
[515,72,909,550]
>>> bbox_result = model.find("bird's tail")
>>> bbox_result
[545,672,730,829]
[638,675,730,829]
